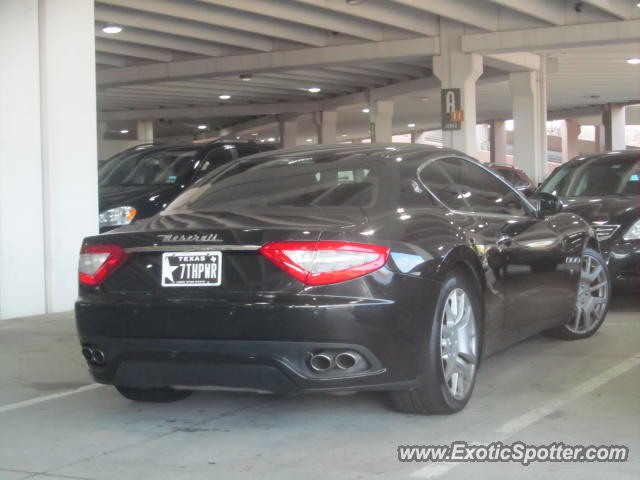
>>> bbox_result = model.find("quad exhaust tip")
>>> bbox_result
[309,350,365,373]
[309,353,334,372]
[335,351,362,370]
[82,345,106,366]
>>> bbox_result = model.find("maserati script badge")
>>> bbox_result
[158,233,223,243]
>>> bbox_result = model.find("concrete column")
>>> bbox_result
[594,125,605,152]
[368,100,393,142]
[137,120,153,142]
[602,104,626,151]
[509,70,546,184]
[98,121,108,140]
[476,124,489,155]
[432,52,483,155]
[314,110,337,144]
[0,0,98,320]
[489,120,507,165]
[433,21,483,156]
[561,118,580,162]
[278,114,298,148]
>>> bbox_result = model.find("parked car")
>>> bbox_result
[538,150,640,287]
[77,144,607,414]
[489,164,535,195]
[98,143,162,168]
[98,141,274,232]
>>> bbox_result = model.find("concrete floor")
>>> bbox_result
[0,293,638,480]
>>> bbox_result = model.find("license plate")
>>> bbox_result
[161,251,222,287]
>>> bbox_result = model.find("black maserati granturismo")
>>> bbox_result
[76,144,609,414]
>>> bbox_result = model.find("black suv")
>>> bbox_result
[538,150,640,287]
[98,141,274,232]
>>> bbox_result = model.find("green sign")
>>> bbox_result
[441,88,463,131]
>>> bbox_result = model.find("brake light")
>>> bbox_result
[259,241,389,285]
[78,244,129,285]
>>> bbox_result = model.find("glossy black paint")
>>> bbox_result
[538,151,640,285]
[77,144,596,395]
[98,141,274,232]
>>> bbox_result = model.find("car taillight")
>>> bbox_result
[78,244,129,285]
[259,241,389,285]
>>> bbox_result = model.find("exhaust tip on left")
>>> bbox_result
[81,345,106,366]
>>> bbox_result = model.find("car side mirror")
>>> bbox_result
[529,192,562,217]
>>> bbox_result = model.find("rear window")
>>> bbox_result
[166,152,390,212]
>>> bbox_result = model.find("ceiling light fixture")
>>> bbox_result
[250,132,258,135]
[119,129,129,134]
[219,94,231,100]
[102,24,123,34]
[341,134,348,137]
[306,138,313,142]
[268,137,276,142]
[407,123,416,128]
[197,125,207,130]
[239,74,252,81]
[362,108,370,113]
[626,58,640,65]
[308,87,321,93]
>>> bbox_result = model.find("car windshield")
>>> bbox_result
[99,148,199,186]
[540,157,639,197]
[166,151,390,212]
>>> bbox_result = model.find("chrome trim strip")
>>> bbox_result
[125,244,261,253]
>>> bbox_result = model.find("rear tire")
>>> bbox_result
[390,271,482,415]
[548,247,610,340]
[116,386,193,403]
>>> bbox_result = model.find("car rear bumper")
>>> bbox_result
[75,281,439,394]
[77,336,418,395]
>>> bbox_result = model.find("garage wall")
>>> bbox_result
[0,0,99,320]
[0,0,46,319]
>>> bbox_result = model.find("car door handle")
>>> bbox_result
[496,234,512,247]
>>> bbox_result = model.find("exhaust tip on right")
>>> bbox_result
[91,349,106,366]
[335,352,360,370]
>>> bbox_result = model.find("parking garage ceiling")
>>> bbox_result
[94,0,640,138]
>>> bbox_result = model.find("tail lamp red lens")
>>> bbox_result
[259,241,389,285]
[78,244,129,285]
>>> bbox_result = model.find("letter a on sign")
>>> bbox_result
[441,88,462,131]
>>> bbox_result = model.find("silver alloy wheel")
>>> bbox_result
[440,288,478,400]
[567,252,609,334]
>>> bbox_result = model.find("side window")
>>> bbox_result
[498,169,522,186]
[193,148,233,181]
[418,160,467,211]
[621,162,639,195]
[235,145,260,158]
[437,158,530,216]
